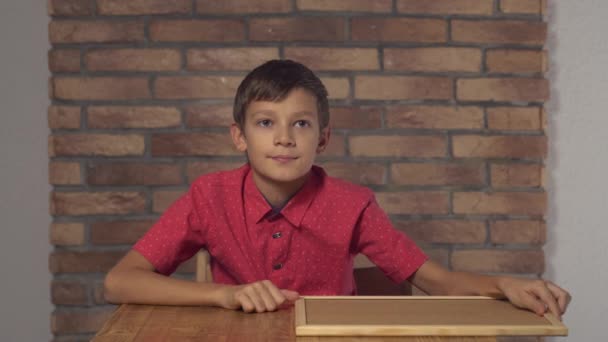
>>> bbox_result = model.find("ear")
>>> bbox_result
[230,123,247,152]
[316,126,331,154]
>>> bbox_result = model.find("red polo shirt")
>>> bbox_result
[133,164,427,295]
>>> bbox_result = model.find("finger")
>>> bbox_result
[253,282,278,311]
[546,281,571,314]
[236,292,255,313]
[261,280,287,307]
[245,286,267,313]
[519,291,547,316]
[280,289,300,301]
[531,282,561,320]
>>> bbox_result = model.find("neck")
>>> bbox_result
[252,171,310,208]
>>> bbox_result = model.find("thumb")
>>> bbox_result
[280,289,300,301]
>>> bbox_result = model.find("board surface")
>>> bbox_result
[295,296,568,337]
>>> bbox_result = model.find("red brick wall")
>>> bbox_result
[48,0,548,340]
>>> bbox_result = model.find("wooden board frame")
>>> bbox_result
[294,296,568,337]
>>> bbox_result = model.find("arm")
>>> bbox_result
[408,259,571,320]
[104,250,299,312]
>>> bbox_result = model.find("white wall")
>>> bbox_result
[0,1,51,341]
[546,0,608,340]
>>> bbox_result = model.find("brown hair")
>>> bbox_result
[233,59,329,130]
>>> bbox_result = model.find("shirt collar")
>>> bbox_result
[243,165,324,228]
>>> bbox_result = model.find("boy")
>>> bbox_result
[105,60,570,319]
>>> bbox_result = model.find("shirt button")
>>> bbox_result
[273,263,283,270]
[272,232,282,239]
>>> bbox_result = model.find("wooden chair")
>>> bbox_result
[194,250,412,295]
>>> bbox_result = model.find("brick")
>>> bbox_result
[395,220,486,244]
[250,17,346,42]
[93,282,106,304]
[187,161,245,183]
[330,106,382,129]
[48,0,93,16]
[50,222,85,245]
[51,280,87,305]
[197,0,291,14]
[51,308,114,334]
[487,106,542,130]
[97,0,191,15]
[384,48,481,72]
[49,134,145,157]
[90,220,155,245]
[457,78,548,102]
[48,49,80,72]
[453,191,546,215]
[48,105,80,129]
[452,250,544,273]
[88,106,181,129]
[87,162,182,185]
[185,104,233,127]
[49,251,125,273]
[397,0,493,15]
[52,77,150,101]
[321,77,350,99]
[153,189,187,213]
[376,192,449,215]
[155,76,241,100]
[351,18,446,43]
[490,220,546,244]
[355,76,452,100]
[151,133,238,156]
[452,135,546,158]
[350,135,446,158]
[391,162,485,186]
[49,20,144,43]
[299,0,392,12]
[85,49,181,71]
[491,163,542,188]
[51,192,146,215]
[452,20,546,45]
[49,161,81,185]
[320,162,386,185]
[284,47,378,71]
[500,0,542,14]
[187,48,279,71]
[386,106,484,130]
[324,133,346,156]
[423,249,450,267]
[486,49,546,74]
[150,19,245,42]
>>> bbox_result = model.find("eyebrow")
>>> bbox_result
[250,110,316,119]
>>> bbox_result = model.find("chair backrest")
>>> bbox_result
[194,250,411,295]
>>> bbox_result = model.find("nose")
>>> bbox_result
[273,124,295,147]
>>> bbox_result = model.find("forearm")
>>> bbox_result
[410,260,507,298]
[104,267,231,307]
[436,271,506,298]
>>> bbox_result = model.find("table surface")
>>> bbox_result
[92,303,497,342]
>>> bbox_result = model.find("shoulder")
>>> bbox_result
[313,165,374,205]
[190,163,249,193]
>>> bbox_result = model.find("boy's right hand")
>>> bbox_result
[220,280,300,313]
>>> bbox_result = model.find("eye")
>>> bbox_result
[257,119,272,127]
[294,120,311,128]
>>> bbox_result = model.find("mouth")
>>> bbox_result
[270,155,299,163]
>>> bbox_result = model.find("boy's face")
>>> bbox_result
[230,88,330,186]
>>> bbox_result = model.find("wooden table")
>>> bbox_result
[93,303,497,341]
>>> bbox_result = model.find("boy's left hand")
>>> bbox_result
[497,277,571,320]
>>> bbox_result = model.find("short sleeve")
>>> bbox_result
[133,185,207,276]
[352,195,428,284]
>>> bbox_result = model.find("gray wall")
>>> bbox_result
[0,1,51,341]
[0,0,605,341]
[546,0,608,340]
